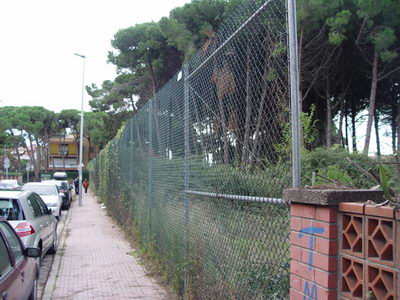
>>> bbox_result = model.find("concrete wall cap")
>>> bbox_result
[283,188,385,206]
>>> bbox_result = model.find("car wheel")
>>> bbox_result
[28,277,38,300]
[48,226,58,254]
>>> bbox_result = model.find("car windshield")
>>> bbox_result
[0,183,15,189]
[0,198,24,221]
[23,185,57,195]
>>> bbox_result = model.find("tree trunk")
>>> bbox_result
[35,138,42,172]
[396,101,400,181]
[298,27,304,111]
[391,102,397,154]
[326,78,332,147]
[351,99,357,152]
[218,97,229,164]
[338,98,345,147]
[374,111,381,158]
[8,130,21,169]
[345,108,349,149]
[27,134,39,181]
[241,44,253,167]
[363,49,379,154]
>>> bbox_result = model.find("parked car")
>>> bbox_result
[42,180,72,210]
[0,190,58,264]
[22,182,63,219]
[0,180,22,190]
[0,217,40,300]
[52,172,68,181]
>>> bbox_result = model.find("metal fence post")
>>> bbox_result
[148,99,153,240]
[183,64,190,293]
[288,0,301,188]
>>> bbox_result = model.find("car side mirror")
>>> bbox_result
[25,247,40,258]
[58,193,64,197]
[48,208,53,214]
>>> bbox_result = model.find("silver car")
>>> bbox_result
[23,182,63,219]
[0,190,58,263]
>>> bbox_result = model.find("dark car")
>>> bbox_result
[0,217,40,300]
[42,180,72,209]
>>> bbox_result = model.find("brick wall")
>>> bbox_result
[290,203,338,300]
[284,189,399,300]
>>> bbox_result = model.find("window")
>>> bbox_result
[60,144,68,155]
[0,198,23,221]
[23,185,57,195]
[35,195,50,215]
[0,222,23,263]
[27,195,42,218]
[0,234,12,278]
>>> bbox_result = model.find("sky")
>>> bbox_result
[0,0,190,113]
[0,0,391,156]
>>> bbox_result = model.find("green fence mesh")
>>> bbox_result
[90,0,292,298]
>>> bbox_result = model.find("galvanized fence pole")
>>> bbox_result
[183,64,190,293]
[288,0,301,188]
[148,99,153,240]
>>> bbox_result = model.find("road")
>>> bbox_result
[37,204,69,299]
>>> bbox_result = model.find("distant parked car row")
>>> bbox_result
[0,172,72,299]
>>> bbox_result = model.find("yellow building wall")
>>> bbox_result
[50,144,59,155]
[68,144,77,155]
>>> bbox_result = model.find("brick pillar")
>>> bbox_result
[283,189,384,300]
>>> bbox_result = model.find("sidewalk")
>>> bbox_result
[42,192,169,300]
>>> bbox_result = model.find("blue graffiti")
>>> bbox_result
[298,226,325,300]
[298,226,325,268]
[303,281,318,300]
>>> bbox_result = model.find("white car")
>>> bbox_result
[23,182,63,219]
[0,190,58,263]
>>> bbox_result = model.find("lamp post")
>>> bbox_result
[74,53,85,206]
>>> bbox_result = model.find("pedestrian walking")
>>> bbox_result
[83,178,89,193]
[74,177,79,195]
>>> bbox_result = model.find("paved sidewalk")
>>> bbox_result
[42,192,168,300]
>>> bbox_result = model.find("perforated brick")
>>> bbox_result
[367,265,396,300]
[341,257,364,299]
[367,217,395,266]
[342,214,364,258]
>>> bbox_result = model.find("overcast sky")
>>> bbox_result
[0,0,190,113]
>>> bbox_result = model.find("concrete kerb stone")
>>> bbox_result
[41,202,73,300]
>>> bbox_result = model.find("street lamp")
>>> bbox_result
[74,53,85,206]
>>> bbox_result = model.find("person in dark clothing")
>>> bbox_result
[83,178,89,193]
[73,177,79,195]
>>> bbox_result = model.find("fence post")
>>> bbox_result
[288,0,301,188]
[148,99,153,241]
[183,64,190,293]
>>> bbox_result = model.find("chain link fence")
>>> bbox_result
[90,0,295,298]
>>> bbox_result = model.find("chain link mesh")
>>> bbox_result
[90,0,292,298]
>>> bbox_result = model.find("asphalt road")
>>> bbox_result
[37,203,70,299]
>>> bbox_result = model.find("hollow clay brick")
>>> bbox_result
[316,236,338,255]
[339,202,365,214]
[366,216,395,266]
[291,203,316,218]
[316,206,337,223]
[365,205,394,219]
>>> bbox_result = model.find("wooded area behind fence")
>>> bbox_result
[90,0,295,298]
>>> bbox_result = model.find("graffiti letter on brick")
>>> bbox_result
[298,226,324,268]
[303,280,317,300]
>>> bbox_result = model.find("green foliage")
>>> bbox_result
[326,10,351,45]
[302,146,400,191]
[315,165,353,186]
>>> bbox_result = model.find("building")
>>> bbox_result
[48,135,89,171]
